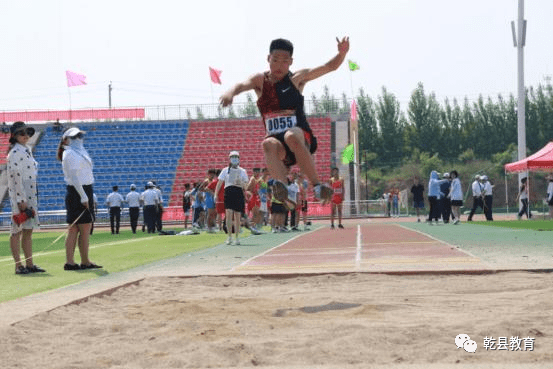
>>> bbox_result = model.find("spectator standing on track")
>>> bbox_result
[126,184,141,234]
[215,151,249,245]
[220,37,350,204]
[467,175,484,222]
[58,127,102,271]
[330,167,344,229]
[517,177,532,220]
[7,122,45,275]
[546,175,553,219]
[214,171,226,231]
[439,173,452,223]
[257,169,270,228]
[427,171,449,225]
[297,172,310,231]
[106,185,124,234]
[411,177,425,223]
[391,188,399,218]
[481,175,494,221]
[141,181,159,233]
[182,183,192,229]
[288,174,300,230]
[203,169,218,233]
[448,170,463,225]
[153,182,164,232]
[246,168,263,229]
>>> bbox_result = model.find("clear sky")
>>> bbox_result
[1,0,552,112]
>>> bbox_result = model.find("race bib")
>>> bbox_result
[334,187,343,194]
[265,110,297,135]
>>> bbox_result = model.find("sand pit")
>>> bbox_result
[1,271,552,368]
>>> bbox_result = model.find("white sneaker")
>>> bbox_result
[234,239,240,245]
[226,237,232,245]
[250,226,262,235]
[453,219,460,225]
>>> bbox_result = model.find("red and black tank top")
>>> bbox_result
[256,72,312,137]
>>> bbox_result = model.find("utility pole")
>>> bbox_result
[511,0,526,209]
[108,81,113,109]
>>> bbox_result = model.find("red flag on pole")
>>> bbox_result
[209,67,222,84]
[66,70,87,87]
[350,99,358,121]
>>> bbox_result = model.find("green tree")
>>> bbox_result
[320,85,340,114]
[376,87,404,164]
[356,88,379,156]
[407,82,442,155]
[240,93,258,117]
[195,106,204,120]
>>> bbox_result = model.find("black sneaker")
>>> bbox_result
[64,263,81,271]
[27,265,46,273]
[338,224,344,229]
[15,266,29,275]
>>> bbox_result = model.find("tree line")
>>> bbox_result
[312,82,553,168]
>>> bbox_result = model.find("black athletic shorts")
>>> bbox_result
[66,185,95,224]
[269,129,317,167]
[224,186,245,213]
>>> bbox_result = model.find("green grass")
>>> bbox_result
[473,219,553,231]
[0,227,226,303]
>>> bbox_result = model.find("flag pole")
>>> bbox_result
[68,87,72,123]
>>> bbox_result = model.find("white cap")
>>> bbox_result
[62,127,85,138]
[146,181,154,187]
[475,175,480,180]
[443,172,450,178]
[229,150,239,157]
[481,175,488,181]
[130,184,136,190]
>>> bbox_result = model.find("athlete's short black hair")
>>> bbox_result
[270,38,293,56]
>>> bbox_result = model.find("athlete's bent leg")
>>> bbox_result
[284,128,319,186]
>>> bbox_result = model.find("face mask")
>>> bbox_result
[69,137,84,150]
[230,157,240,167]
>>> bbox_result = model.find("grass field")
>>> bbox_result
[473,219,553,231]
[0,227,226,303]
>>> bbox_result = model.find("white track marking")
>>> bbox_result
[355,224,362,270]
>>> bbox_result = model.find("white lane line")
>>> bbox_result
[355,224,362,270]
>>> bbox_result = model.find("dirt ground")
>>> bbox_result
[1,271,552,369]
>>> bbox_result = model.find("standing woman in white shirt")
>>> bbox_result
[215,151,249,245]
[57,127,102,270]
[448,170,463,225]
[7,122,45,274]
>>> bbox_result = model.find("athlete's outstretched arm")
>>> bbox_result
[293,37,350,89]
[219,73,263,107]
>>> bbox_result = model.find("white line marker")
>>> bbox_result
[355,224,362,269]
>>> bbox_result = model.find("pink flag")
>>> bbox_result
[350,99,358,121]
[66,70,87,87]
[209,67,222,84]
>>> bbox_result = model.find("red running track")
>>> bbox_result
[232,224,490,275]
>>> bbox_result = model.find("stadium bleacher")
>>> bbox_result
[1,116,333,219]
[169,116,333,208]
[2,120,188,213]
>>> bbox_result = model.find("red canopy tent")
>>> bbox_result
[505,142,553,173]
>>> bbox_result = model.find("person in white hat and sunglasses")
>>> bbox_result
[57,127,102,270]
[215,151,248,245]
